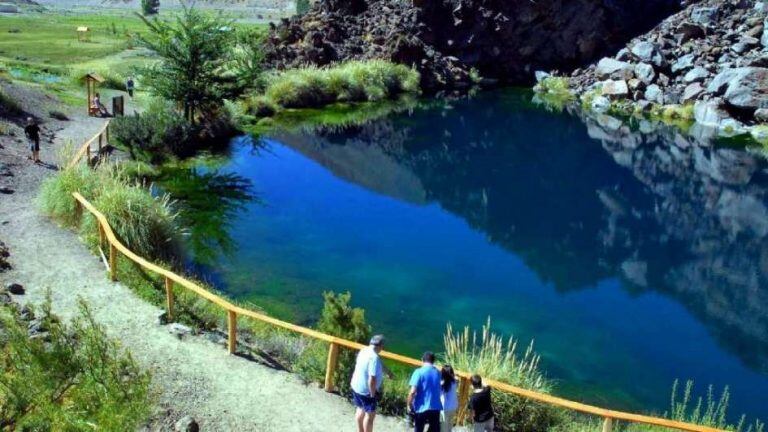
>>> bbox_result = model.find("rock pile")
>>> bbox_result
[565,0,768,133]
[264,0,684,91]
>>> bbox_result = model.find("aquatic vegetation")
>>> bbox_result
[0,297,152,430]
[444,319,562,431]
[259,60,420,110]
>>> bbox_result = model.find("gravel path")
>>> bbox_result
[0,98,410,431]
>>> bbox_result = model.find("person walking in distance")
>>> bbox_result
[440,365,459,432]
[468,375,495,432]
[24,117,41,163]
[126,77,135,98]
[351,335,391,432]
[407,352,443,432]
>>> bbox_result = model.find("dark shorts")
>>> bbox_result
[352,391,377,413]
[29,139,39,152]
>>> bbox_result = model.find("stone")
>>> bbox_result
[615,48,631,61]
[168,323,193,339]
[595,57,634,80]
[671,53,696,73]
[631,41,666,67]
[694,100,729,126]
[534,70,550,83]
[682,82,704,102]
[677,22,706,44]
[591,95,611,113]
[731,36,759,54]
[634,63,656,84]
[627,78,644,91]
[750,125,768,142]
[707,68,751,95]
[719,118,747,136]
[6,283,24,295]
[691,7,718,26]
[645,84,664,104]
[601,79,629,97]
[757,1,767,13]
[722,67,768,109]
[763,18,768,48]
[174,416,200,432]
[0,163,12,177]
[755,108,768,122]
[683,67,709,83]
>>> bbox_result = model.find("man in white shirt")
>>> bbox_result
[350,335,389,432]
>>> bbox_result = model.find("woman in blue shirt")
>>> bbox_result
[440,365,459,432]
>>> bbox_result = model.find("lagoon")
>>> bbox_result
[165,89,768,421]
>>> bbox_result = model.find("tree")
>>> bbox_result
[141,0,160,15]
[135,3,244,123]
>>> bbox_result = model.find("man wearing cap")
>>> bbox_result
[351,335,389,432]
[407,351,442,432]
[23,117,41,163]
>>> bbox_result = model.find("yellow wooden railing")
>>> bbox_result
[67,120,110,169]
[66,122,725,432]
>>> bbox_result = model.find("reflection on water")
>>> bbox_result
[176,89,768,420]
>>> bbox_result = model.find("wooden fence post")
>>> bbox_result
[98,133,102,152]
[456,376,471,424]
[97,224,105,249]
[164,277,174,321]
[86,145,91,167]
[324,343,340,392]
[109,243,117,281]
[74,199,82,222]
[227,310,237,355]
[602,417,613,432]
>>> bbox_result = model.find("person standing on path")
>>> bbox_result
[440,365,459,432]
[407,352,443,432]
[351,335,392,432]
[468,375,495,432]
[23,117,41,163]
[126,77,135,98]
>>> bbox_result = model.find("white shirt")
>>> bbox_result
[441,381,459,412]
[350,346,383,395]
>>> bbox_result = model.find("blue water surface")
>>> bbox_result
[166,90,768,421]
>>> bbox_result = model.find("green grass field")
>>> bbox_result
[0,12,147,66]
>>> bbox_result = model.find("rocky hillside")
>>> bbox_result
[264,0,685,91]
[562,0,768,135]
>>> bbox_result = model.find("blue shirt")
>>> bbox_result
[350,346,383,395]
[409,364,443,413]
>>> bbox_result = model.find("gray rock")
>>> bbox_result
[534,70,550,83]
[682,82,704,102]
[616,48,631,61]
[763,17,768,48]
[755,108,768,122]
[168,323,193,339]
[645,84,665,104]
[174,416,200,432]
[0,163,12,177]
[671,53,696,73]
[731,36,759,54]
[723,67,768,109]
[6,283,24,295]
[631,41,666,67]
[691,7,718,25]
[707,68,751,95]
[591,95,611,113]
[677,22,706,44]
[757,1,767,13]
[694,100,729,126]
[634,63,656,84]
[601,79,629,97]
[683,67,709,83]
[595,57,634,80]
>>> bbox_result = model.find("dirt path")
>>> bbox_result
[0,107,410,431]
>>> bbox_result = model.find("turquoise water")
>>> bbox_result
[167,90,768,421]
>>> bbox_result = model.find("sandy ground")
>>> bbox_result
[0,85,411,431]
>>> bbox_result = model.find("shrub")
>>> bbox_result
[295,291,371,394]
[81,179,180,262]
[0,297,152,430]
[0,87,21,116]
[261,60,420,110]
[39,165,104,227]
[140,0,159,16]
[443,319,563,432]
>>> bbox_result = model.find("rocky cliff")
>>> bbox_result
[264,0,685,91]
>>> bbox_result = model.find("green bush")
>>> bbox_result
[443,319,563,432]
[295,291,371,394]
[0,297,152,430]
[0,87,21,116]
[39,165,104,227]
[258,60,420,111]
[81,179,180,262]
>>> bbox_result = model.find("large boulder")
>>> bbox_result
[631,41,666,67]
[595,58,634,80]
[722,67,768,109]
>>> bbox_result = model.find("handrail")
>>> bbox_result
[67,120,110,169]
[64,125,726,432]
[68,191,725,432]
